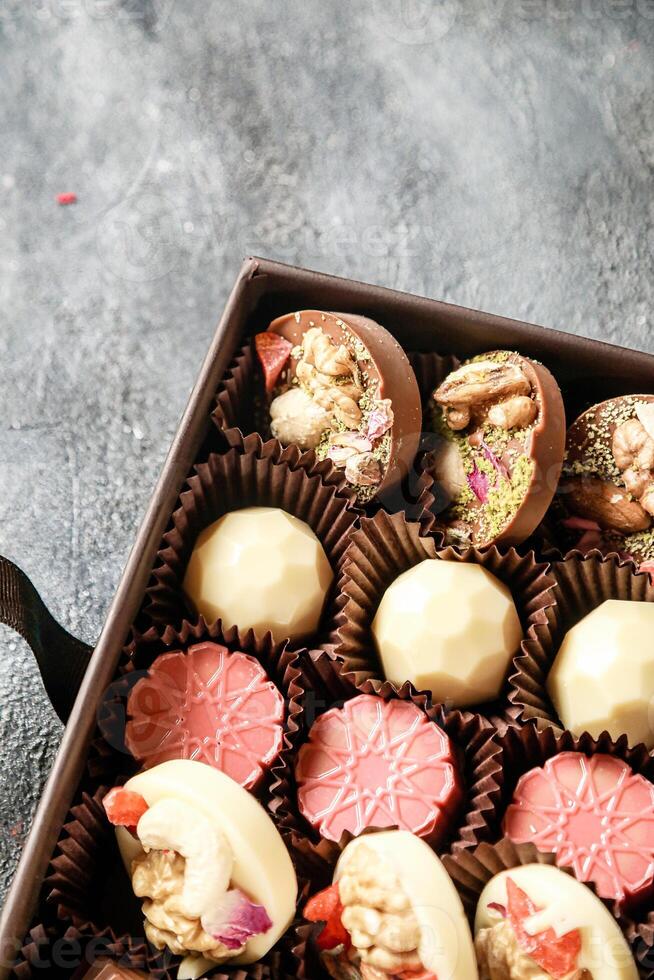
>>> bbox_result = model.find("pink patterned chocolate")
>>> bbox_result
[125,642,285,790]
[295,694,462,844]
[504,752,654,905]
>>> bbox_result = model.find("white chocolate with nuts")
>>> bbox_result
[333,831,478,979]
[115,760,297,972]
[475,864,637,979]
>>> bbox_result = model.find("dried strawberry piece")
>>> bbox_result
[396,971,438,979]
[506,876,581,979]
[304,883,351,952]
[103,787,149,833]
[255,331,293,393]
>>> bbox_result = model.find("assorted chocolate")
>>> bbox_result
[30,308,654,980]
[504,752,654,907]
[295,694,462,844]
[475,864,638,979]
[104,760,297,975]
[255,310,422,503]
[552,395,654,570]
[183,505,333,643]
[430,351,566,548]
[372,557,523,707]
[125,642,285,789]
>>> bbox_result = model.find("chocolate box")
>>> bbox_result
[2,256,654,979]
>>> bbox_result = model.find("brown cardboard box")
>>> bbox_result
[2,257,654,977]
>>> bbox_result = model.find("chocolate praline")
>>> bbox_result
[430,350,566,549]
[257,310,422,504]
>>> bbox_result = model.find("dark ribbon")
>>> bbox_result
[0,556,92,722]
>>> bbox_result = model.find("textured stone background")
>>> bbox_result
[1,0,653,907]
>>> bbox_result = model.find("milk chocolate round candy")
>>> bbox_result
[372,559,523,707]
[183,506,333,643]
[431,351,566,548]
[475,864,638,979]
[547,599,654,749]
[556,395,654,567]
[257,310,422,504]
[109,760,297,971]
[305,831,477,979]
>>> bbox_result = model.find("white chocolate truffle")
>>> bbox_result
[116,760,297,967]
[334,831,477,979]
[475,864,637,979]
[547,599,654,748]
[372,559,522,707]
[183,506,333,643]
[269,387,332,450]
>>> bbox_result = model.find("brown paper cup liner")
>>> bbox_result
[407,351,460,408]
[43,787,294,980]
[508,551,654,735]
[443,838,569,918]
[8,921,149,979]
[211,340,262,439]
[322,510,556,717]
[278,652,504,878]
[140,446,360,648]
[88,623,305,819]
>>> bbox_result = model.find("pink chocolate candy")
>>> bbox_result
[504,752,654,905]
[295,694,462,844]
[125,642,285,790]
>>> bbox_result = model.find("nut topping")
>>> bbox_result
[562,476,651,534]
[488,396,537,431]
[475,919,593,979]
[337,843,423,975]
[434,360,532,432]
[612,418,654,472]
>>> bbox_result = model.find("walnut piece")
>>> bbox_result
[612,418,654,472]
[488,396,537,431]
[132,850,239,963]
[303,326,357,377]
[475,919,592,979]
[434,360,531,431]
[337,843,422,975]
[562,476,651,534]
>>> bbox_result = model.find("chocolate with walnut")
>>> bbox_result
[255,310,421,503]
[430,351,565,548]
[553,395,654,569]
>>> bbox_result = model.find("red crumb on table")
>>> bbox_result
[56,192,77,205]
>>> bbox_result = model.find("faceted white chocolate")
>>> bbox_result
[371,559,522,708]
[547,599,654,749]
[476,864,638,979]
[183,506,333,643]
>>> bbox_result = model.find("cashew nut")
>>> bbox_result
[488,395,537,431]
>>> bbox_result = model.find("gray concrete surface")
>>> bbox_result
[1,0,653,908]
